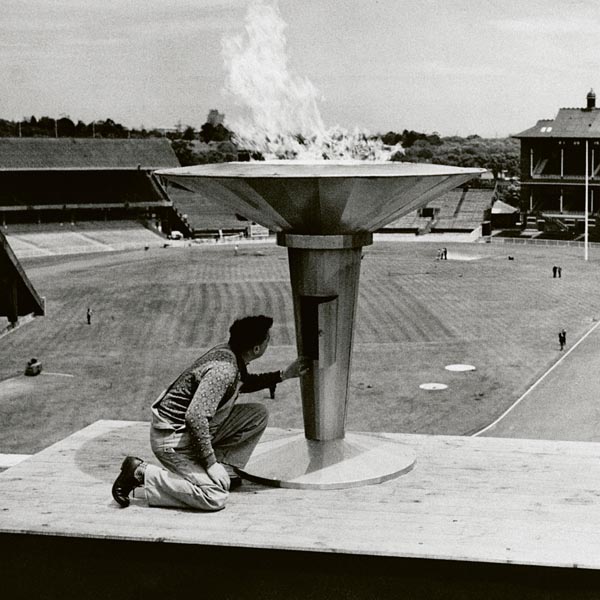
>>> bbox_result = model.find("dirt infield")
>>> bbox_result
[1,240,599,453]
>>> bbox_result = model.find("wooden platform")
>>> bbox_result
[2,420,600,598]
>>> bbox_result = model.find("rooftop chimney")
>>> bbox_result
[587,88,596,109]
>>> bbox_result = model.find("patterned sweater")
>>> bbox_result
[156,344,281,468]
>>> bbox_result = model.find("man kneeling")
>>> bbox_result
[112,315,307,511]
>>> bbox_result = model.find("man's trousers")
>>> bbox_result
[143,402,268,511]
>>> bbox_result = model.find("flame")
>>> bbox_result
[222,0,402,161]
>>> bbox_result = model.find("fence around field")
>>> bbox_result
[490,236,600,249]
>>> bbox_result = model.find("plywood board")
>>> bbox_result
[1,420,599,570]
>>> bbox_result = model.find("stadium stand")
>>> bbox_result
[6,221,166,259]
[383,187,493,234]
[164,184,254,239]
[0,138,192,237]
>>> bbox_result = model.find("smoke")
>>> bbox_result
[222,0,402,161]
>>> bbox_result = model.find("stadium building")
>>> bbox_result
[383,185,494,237]
[160,180,264,240]
[514,89,600,238]
[0,138,191,236]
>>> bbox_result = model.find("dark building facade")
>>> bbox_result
[514,90,600,235]
[0,229,44,327]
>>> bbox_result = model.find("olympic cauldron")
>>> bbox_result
[156,161,484,489]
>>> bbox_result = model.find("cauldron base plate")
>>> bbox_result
[238,430,416,490]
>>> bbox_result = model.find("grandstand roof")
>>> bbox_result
[0,230,44,321]
[0,138,180,171]
[514,108,600,139]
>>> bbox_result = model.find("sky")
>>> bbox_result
[2,0,599,138]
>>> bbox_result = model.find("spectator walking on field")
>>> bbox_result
[558,266,562,278]
[558,329,567,351]
[86,307,92,325]
[111,315,309,512]
[552,265,558,278]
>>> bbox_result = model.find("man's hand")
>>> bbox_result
[281,356,311,380]
[207,462,230,490]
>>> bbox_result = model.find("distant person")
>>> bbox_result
[86,307,92,325]
[558,329,566,351]
[442,247,448,260]
[111,315,309,511]
[552,265,558,278]
[558,266,562,278]
[234,244,239,256]
[436,249,441,260]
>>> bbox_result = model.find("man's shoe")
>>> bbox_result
[112,456,143,508]
[223,463,243,490]
[230,476,243,490]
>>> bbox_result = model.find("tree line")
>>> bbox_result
[0,115,520,179]
[387,131,519,179]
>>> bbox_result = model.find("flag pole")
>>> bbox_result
[585,139,589,261]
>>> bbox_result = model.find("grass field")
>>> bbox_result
[1,240,599,454]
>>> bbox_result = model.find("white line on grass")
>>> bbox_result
[472,319,600,437]
[41,372,75,378]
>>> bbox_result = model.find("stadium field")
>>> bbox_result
[0,240,599,454]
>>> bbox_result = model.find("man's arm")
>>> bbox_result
[240,370,282,394]
[241,357,310,394]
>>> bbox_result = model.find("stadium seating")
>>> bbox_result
[5,221,164,259]
[383,188,493,233]
[166,187,250,236]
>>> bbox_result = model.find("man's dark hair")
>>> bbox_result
[229,315,273,354]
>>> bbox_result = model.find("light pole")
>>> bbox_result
[585,140,589,261]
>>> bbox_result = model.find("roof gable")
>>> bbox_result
[0,138,180,170]
[514,109,600,139]
[552,108,600,136]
